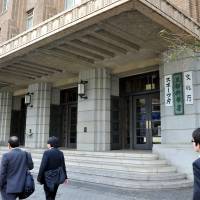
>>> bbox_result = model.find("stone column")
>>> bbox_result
[77,68,111,151]
[25,82,51,148]
[160,50,200,143]
[153,50,200,178]
[0,90,12,144]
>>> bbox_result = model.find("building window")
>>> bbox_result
[26,9,34,30]
[2,0,9,12]
[64,0,74,10]
[64,0,81,10]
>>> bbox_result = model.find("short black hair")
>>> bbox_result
[192,128,200,146]
[8,136,19,148]
[47,136,59,148]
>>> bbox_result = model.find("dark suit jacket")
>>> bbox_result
[0,148,34,193]
[193,157,200,200]
[37,148,67,184]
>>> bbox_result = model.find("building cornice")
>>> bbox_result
[0,0,199,59]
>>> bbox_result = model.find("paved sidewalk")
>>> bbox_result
[26,178,193,200]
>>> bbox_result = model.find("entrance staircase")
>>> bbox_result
[0,147,193,190]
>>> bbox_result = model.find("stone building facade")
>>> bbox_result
[0,0,200,43]
[0,0,200,177]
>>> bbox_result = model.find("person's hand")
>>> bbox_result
[64,179,69,185]
[37,178,42,185]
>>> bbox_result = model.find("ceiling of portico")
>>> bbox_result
[0,10,168,91]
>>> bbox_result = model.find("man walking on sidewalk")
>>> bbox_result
[0,136,34,200]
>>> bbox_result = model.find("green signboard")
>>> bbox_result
[173,73,184,115]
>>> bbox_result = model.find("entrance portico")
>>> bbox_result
[0,0,200,153]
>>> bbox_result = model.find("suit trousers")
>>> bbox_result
[44,184,59,200]
[1,188,18,200]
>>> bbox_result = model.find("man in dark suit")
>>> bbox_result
[192,128,200,200]
[37,136,68,200]
[0,136,34,200]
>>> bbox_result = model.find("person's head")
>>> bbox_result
[47,136,59,149]
[192,128,200,152]
[8,136,19,149]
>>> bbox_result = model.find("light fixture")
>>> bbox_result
[78,80,88,99]
[25,92,33,107]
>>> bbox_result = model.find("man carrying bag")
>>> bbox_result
[0,136,34,200]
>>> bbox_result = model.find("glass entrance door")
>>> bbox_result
[133,93,160,150]
[62,103,77,148]
[68,104,77,148]
[60,88,78,148]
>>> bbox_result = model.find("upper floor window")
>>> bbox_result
[64,0,81,10]
[2,0,9,13]
[26,9,34,30]
[64,0,74,10]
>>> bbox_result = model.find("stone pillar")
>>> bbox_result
[160,50,200,144]
[25,82,51,148]
[153,50,200,178]
[77,68,111,151]
[0,90,12,144]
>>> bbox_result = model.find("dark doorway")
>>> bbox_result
[60,88,78,148]
[49,104,62,146]
[10,98,26,145]
[111,96,120,150]
[119,71,160,150]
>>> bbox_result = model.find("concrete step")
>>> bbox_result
[30,164,186,181]
[66,166,187,181]
[30,165,191,189]
[0,152,163,164]
[0,147,192,190]
[66,172,192,189]
[66,161,177,173]
[0,147,159,160]
[68,166,187,181]
[30,158,177,173]
[64,155,167,165]
[30,156,167,167]
[30,160,185,181]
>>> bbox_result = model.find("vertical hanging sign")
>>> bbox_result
[165,75,173,106]
[173,73,184,115]
[184,71,193,105]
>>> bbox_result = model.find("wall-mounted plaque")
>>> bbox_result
[173,73,184,115]
[165,75,173,106]
[184,71,193,105]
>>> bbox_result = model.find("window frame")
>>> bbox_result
[26,9,34,30]
[2,0,9,13]
[64,0,74,10]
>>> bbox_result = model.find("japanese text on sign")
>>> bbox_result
[173,73,184,115]
[165,75,173,106]
[184,71,193,105]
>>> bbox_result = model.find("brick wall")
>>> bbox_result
[0,0,200,43]
[168,0,200,22]
[0,0,65,43]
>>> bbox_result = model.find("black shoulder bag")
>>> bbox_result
[44,153,66,192]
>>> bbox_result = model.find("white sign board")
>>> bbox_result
[184,71,193,104]
[165,75,173,106]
